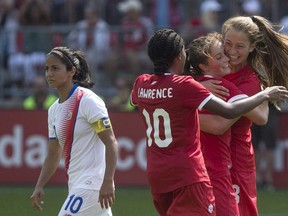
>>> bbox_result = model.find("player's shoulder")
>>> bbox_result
[138,73,153,79]
[175,74,193,80]
[175,75,204,90]
[133,73,153,84]
[48,99,60,116]
[78,86,94,95]
[134,74,196,87]
[220,77,238,88]
[78,87,105,105]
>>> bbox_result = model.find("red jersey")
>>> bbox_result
[198,75,248,179]
[224,64,261,171]
[131,73,213,193]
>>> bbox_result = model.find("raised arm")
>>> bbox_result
[199,114,239,135]
[203,86,288,119]
[244,101,269,125]
[199,103,268,135]
[200,99,269,135]
[201,79,269,125]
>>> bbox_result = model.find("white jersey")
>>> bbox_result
[48,85,108,191]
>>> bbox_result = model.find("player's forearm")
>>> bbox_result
[199,114,239,135]
[104,140,118,182]
[245,101,269,125]
[229,91,271,118]
[35,153,61,188]
[98,129,118,182]
[205,94,265,119]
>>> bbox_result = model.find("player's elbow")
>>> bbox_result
[252,117,268,125]
[246,111,268,125]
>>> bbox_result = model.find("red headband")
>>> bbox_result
[50,49,75,67]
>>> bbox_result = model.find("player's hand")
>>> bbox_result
[98,179,115,209]
[31,187,45,211]
[264,86,288,102]
[200,79,230,100]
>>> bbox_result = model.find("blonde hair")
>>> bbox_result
[222,16,288,90]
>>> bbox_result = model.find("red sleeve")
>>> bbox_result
[130,76,141,106]
[180,77,212,109]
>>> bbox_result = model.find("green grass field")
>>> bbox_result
[0,186,287,216]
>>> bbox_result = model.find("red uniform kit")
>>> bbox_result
[224,64,262,216]
[198,75,247,216]
[131,73,216,216]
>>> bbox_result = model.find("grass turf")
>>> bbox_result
[0,186,287,216]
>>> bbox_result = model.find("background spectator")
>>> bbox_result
[0,0,19,102]
[241,0,262,16]
[105,0,154,85]
[66,0,90,23]
[7,51,46,92]
[148,0,184,29]
[104,0,123,25]
[1,0,288,110]
[49,0,69,24]
[7,0,50,92]
[18,0,51,53]
[66,3,111,87]
[181,0,222,45]
[107,77,135,112]
[23,75,57,110]
[200,0,222,32]
[0,0,19,70]
[18,0,50,26]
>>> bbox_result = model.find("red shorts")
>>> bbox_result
[152,181,216,216]
[211,175,239,216]
[231,169,258,216]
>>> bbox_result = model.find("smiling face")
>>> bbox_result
[223,28,255,72]
[45,54,75,91]
[200,41,230,78]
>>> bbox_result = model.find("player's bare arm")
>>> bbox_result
[31,139,62,211]
[204,86,288,119]
[98,128,118,209]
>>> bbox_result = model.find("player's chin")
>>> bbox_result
[221,67,231,76]
[47,81,56,88]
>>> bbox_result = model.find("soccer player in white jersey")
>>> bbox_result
[130,28,288,216]
[31,46,118,216]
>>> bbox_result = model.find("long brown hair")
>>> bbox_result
[222,16,288,89]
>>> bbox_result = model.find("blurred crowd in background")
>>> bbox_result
[1,0,288,191]
[0,0,288,111]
